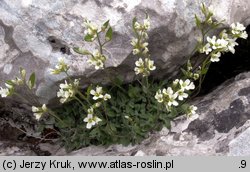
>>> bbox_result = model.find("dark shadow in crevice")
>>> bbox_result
[198,25,250,96]
[47,36,71,55]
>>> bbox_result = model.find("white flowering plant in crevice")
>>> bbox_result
[0,3,248,151]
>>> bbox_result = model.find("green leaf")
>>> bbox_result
[6,80,14,86]
[195,14,201,28]
[201,3,207,15]
[128,86,140,98]
[73,47,91,55]
[105,27,113,41]
[113,75,123,86]
[28,72,36,89]
[201,67,208,75]
[102,20,110,31]
[84,34,95,42]
[86,85,93,100]
[181,68,188,76]
[109,123,117,132]
[132,17,137,29]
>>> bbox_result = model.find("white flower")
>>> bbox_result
[185,105,198,117]
[176,89,188,101]
[33,113,42,120]
[131,38,138,47]
[239,31,248,39]
[90,59,104,70]
[220,30,229,39]
[57,79,79,103]
[227,38,238,54]
[90,86,111,101]
[134,58,156,77]
[162,87,178,107]
[0,87,10,97]
[193,73,200,80]
[32,106,39,112]
[210,52,221,62]
[134,58,144,75]
[133,48,140,55]
[207,36,217,47]
[90,86,104,100]
[216,38,228,50]
[143,18,150,30]
[145,58,156,71]
[200,43,212,54]
[83,114,102,129]
[179,79,195,91]
[50,57,69,75]
[31,104,47,121]
[142,47,149,54]
[83,19,98,36]
[87,107,94,115]
[172,79,180,86]
[231,22,245,33]
[134,21,141,30]
[142,32,148,39]
[231,22,248,39]
[135,58,144,66]
[134,18,150,31]
[141,42,148,48]
[103,93,111,101]
[207,36,228,50]
[155,90,163,103]
[87,50,106,70]
[11,77,23,85]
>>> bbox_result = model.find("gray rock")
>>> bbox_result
[0,0,250,104]
[1,0,250,156]
[228,128,250,156]
[0,141,36,156]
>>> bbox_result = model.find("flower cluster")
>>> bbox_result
[50,57,70,75]
[131,16,150,56]
[83,86,111,129]
[155,79,195,111]
[0,68,27,97]
[185,105,198,118]
[32,104,47,121]
[131,16,156,77]
[200,23,248,62]
[83,19,98,41]
[57,79,79,103]
[87,50,107,70]
[134,58,156,77]
[83,107,102,129]
[231,22,248,39]
[90,86,111,101]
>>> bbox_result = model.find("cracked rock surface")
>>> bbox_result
[0,0,250,104]
[1,72,250,155]
[1,0,250,156]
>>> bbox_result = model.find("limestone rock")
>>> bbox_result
[0,0,250,104]
[1,0,250,156]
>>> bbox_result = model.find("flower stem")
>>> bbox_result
[47,109,69,128]
[73,95,87,110]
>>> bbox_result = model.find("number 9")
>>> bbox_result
[241,160,246,168]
